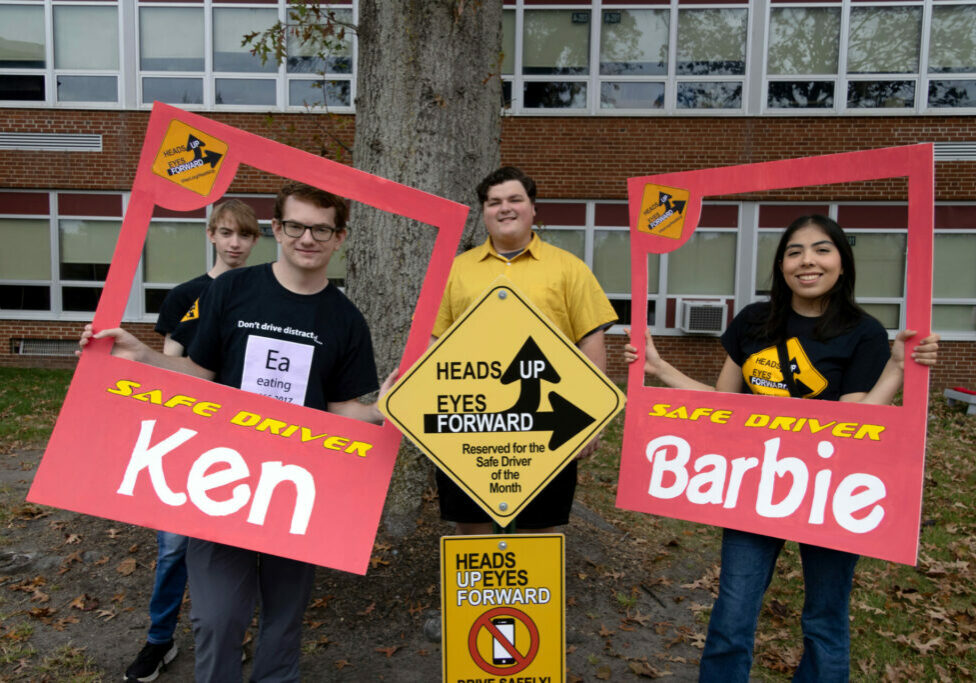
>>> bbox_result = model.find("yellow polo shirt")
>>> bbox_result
[432,232,617,343]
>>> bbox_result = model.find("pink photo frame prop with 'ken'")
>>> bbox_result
[28,103,468,574]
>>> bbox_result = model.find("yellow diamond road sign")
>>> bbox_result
[380,276,626,526]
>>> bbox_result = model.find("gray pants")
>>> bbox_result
[186,539,315,682]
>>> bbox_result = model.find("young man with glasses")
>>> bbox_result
[125,199,260,682]
[81,181,390,681]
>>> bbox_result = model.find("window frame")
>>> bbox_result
[0,0,124,108]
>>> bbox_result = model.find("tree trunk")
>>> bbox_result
[349,0,501,536]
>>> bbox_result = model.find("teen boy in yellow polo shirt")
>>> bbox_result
[431,166,617,535]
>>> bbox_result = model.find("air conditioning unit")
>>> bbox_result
[678,300,727,335]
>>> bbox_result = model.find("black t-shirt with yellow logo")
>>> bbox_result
[155,273,213,353]
[721,302,890,401]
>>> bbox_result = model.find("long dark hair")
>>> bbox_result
[761,214,866,342]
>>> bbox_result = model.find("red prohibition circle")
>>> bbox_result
[467,606,540,676]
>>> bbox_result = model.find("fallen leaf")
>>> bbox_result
[51,615,79,631]
[628,660,667,677]
[58,551,84,575]
[117,557,137,576]
[309,595,333,609]
[107,528,121,539]
[334,659,352,670]
[27,607,57,620]
[30,588,49,603]
[407,601,430,616]
[94,556,110,566]
[96,609,117,621]
[596,665,612,679]
[375,645,402,658]
[598,624,615,637]
[69,593,99,611]
[112,592,125,603]
[627,610,652,626]
[63,533,81,545]
[357,601,376,616]
[370,556,390,568]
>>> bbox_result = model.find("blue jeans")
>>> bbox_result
[699,529,859,683]
[147,531,189,644]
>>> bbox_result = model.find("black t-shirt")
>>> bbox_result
[188,264,379,411]
[155,273,213,348]
[721,302,890,401]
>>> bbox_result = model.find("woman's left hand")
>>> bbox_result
[892,330,940,369]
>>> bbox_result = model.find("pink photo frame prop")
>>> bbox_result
[28,103,468,574]
[616,145,933,565]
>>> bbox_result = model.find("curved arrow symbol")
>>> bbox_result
[423,336,595,450]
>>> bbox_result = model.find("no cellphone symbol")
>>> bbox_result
[467,606,540,675]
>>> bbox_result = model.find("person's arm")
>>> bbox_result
[326,369,399,424]
[574,329,608,459]
[841,330,939,404]
[162,334,185,357]
[624,328,742,392]
[78,324,215,380]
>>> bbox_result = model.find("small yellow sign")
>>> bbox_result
[441,534,564,683]
[637,183,690,240]
[151,120,227,196]
[380,276,625,526]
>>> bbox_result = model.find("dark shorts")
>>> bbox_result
[436,460,577,529]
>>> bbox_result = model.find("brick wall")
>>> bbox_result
[2,109,974,201]
[501,116,976,201]
[0,321,160,369]
[1,108,974,387]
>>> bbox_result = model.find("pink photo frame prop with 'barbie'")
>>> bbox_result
[27,103,468,574]
[616,145,933,565]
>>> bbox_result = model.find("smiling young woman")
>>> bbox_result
[625,214,940,682]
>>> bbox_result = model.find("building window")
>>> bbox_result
[0,191,287,322]
[54,4,119,103]
[2,0,974,114]
[927,4,976,108]
[932,207,976,332]
[286,6,354,108]
[0,2,121,106]
[0,4,45,101]
[765,1,974,113]
[0,216,50,310]
[522,9,590,109]
[505,3,749,114]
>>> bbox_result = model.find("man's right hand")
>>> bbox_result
[77,324,148,362]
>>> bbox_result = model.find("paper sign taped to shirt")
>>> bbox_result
[616,145,934,565]
[27,102,469,575]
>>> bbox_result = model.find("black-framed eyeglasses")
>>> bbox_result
[279,219,339,242]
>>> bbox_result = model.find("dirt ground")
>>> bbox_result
[0,447,717,682]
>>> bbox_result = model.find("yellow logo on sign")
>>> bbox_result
[441,534,564,682]
[380,276,626,526]
[152,120,228,196]
[637,183,690,240]
[741,338,828,398]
